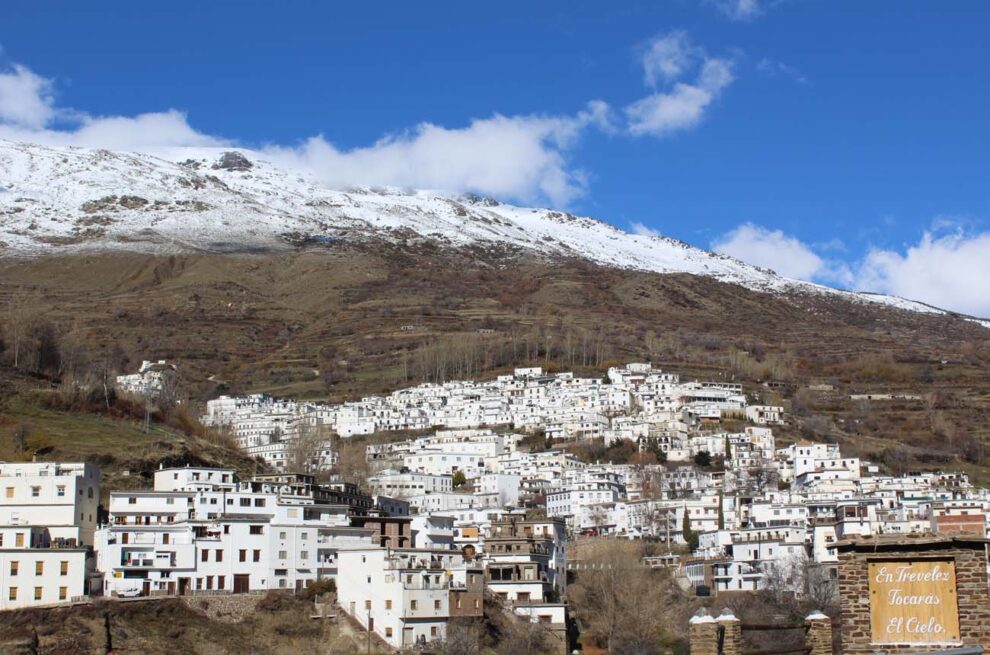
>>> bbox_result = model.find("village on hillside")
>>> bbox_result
[0,362,985,652]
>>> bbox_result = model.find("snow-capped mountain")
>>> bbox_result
[0,139,962,319]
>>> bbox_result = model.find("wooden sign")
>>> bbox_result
[868,561,960,644]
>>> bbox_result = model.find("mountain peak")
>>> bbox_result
[0,139,976,324]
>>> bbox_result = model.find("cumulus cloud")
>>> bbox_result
[266,101,611,206]
[0,63,226,150]
[0,61,612,206]
[714,222,990,316]
[857,231,990,317]
[712,223,852,284]
[0,64,56,128]
[626,32,735,137]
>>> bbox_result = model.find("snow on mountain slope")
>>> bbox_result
[0,139,972,321]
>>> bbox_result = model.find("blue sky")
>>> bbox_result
[2,1,990,314]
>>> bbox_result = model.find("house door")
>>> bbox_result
[122,533,129,544]
[167,581,176,595]
[233,574,250,594]
[178,578,189,595]
[142,580,151,597]
[403,627,415,647]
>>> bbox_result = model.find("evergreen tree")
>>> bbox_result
[682,507,698,551]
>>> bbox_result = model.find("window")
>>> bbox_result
[34,587,42,601]
[279,531,287,540]
[9,561,18,576]
[365,599,371,610]
[30,486,40,498]
[300,551,308,560]
[300,532,308,540]
[385,599,392,609]
[35,562,44,576]
[201,550,208,562]
[253,550,261,562]
[410,600,418,610]
[249,526,263,535]
[239,550,247,562]
[4,487,12,498]
[254,498,265,507]
[128,497,137,505]
[385,627,393,638]
[56,486,65,497]
[239,498,251,507]
[8,587,16,601]
[434,600,441,610]
[58,586,67,600]
[431,627,438,638]
[215,550,223,562]
[60,561,68,576]
[218,576,225,590]
[278,551,287,560]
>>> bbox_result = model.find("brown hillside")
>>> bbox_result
[0,244,988,479]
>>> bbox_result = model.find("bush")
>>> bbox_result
[255,590,293,613]
[299,577,336,601]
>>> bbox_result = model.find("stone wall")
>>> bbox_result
[181,592,266,623]
[836,534,990,655]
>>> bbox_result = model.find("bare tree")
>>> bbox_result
[288,419,332,474]
[568,542,682,654]
[5,288,36,369]
[438,622,483,655]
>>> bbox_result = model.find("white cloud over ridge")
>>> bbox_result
[626,32,735,137]
[712,222,990,317]
[0,61,616,206]
[712,223,850,282]
[265,101,612,206]
[858,231,990,317]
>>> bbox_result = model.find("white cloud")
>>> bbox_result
[626,56,734,137]
[712,223,851,284]
[630,221,662,237]
[265,101,612,206]
[0,60,610,206]
[640,31,698,87]
[709,0,763,21]
[856,231,990,317]
[0,64,56,128]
